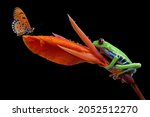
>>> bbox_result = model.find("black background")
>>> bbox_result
[1,0,149,99]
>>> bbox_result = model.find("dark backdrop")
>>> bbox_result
[1,0,149,99]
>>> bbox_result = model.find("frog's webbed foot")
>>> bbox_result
[109,72,120,80]
[109,73,128,83]
[108,69,122,80]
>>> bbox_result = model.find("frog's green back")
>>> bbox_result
[104,41,132,63]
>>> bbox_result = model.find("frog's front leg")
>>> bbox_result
[104,55,121,79]
[104,55,119,70]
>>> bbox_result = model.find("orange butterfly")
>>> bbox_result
[12,7,34,36]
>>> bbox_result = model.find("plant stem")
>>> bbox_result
[131,83,145,100]
[122,74,145,100]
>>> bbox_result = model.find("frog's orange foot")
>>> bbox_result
[109,69,124,80]
[109,73,120,80]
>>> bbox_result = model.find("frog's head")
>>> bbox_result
[93,38,108,48]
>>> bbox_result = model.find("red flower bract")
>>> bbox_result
[23,35,108,66]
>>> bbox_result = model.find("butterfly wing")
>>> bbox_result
[12,7,34,36]
[13,7,32,29]
[12,20,26,36]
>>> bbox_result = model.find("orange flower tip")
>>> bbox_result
[67,14,76,25]
[23,35,31,38]
[67,14,71,19]
[52,32,66,39]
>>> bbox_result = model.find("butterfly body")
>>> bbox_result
[12,7,34,36]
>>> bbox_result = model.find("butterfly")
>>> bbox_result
[12,7,34,36]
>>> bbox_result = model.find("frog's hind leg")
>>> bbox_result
[117,68,136,77]
[110,68,136,80]
[115,63,141,70]
[111,63,141,80]
[109,63,141,79]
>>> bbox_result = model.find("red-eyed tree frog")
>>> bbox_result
[93,38,141,79]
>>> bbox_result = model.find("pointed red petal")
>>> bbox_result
[23,35,89,65]
[68,15,108,66]
[58,45,103,64]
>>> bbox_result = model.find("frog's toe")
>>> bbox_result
[109,73,120,80]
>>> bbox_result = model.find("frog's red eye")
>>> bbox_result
[98,38,104,44]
